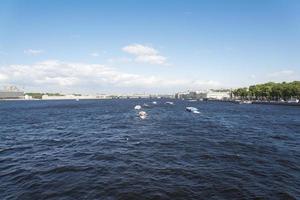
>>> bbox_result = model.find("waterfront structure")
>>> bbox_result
[28,93,174,100]
[124,94,150,99]
[24,95,33,100]
[41,94,111,100]
[175,91,189,99]
[206,91,231,100]
[0,86,24,100]
[175,90,231,100]
[150,94,175,99]
[110,94,173,99]
[175,91,207,100]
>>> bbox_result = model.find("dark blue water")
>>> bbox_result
[0,99,299,200]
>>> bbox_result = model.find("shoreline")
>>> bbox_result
[251,101,300,106]
[205,99,300,106]
[1,98,300,107]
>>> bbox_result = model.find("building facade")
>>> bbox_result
[206,91,231,100]
[175,90,231,100]
[0,86,24,99]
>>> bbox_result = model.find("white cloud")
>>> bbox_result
[0,73,8,81]
[135,54,167,65]
[123,44,158,55]
[0,60,219,92]
[24,49,44,56]
[122,44,169,66]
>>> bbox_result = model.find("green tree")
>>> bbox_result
[233,81,300,101]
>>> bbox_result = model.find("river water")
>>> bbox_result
[0,99,299,199]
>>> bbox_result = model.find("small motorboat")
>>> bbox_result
[138,111,147,119]
[186,107,198,112]
[186,107,200,114]
[134,105,142,110]
[287,98,299,103]
[152,101,157,105]
[165,101,174,105]
[143,103,150,107]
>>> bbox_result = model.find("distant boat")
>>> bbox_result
[239,100,252,104]
[188,99,197,102]
[165,101,174,105]
[287,98,299,103]
[138,111,147,119]
[143,103,150,107]
[152,101,157,105]
[134,105,142,110]
[186,107,200,113]
[75,98,79,101]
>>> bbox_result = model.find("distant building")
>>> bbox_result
[175,91,207,100]
[195,91,208,99]
[24,94,33,100]
[127,94,150,99]
[150,94,175,99]
[42,94,75,100]
[175,90,231,100]
[206,91,231,100]
[42,94,103,100]
[95,94,111,99]
[175,91,189,99]
[41,94,115,100]
[0,86,24,99]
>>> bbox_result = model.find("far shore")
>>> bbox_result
[1,98,300,107]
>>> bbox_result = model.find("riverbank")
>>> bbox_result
[252,101,300,106]
[204,99,300,106]
[1,98,300,107]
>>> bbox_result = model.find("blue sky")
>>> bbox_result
[0,0,299,94]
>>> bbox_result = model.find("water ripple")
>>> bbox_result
[0,99,299,199]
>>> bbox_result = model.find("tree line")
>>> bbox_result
[232,81,300,100]
[25,93,63,99]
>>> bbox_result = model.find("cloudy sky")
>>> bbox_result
[0,0,299,94]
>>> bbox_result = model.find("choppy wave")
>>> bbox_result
[0,99,299,199]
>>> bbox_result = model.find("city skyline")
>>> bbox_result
[0,0,299,93]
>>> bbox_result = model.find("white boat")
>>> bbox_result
[239,100,252,104]
[143,103,150,107]
[138,111,147,119]
[186,107,199,113]
[152,101,157,105]
[75,98,79,101]
[287,98,299,103]
[165,101,174,105]
[134,105,142,110]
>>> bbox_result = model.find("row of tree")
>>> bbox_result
[25,93,63,99]
[232,81,300,100]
